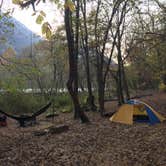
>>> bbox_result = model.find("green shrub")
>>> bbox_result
[61,106,73,113]
[0,91,45,114]
[51,94,73,113]
[54,94,72,108]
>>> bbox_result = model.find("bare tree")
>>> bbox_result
[64,0,89,122]
[80,0,97,111]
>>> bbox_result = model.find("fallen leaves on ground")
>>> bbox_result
[0,92,166,166]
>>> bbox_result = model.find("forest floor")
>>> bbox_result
[0,92,166,166]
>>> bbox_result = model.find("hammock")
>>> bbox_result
[0,102,52,127]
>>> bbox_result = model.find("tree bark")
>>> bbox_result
[64,0,89,123]
[116,22,124,105]
[94,0,105,115]
[80,0,96,111]
[122,63,130,100]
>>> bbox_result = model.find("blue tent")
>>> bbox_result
[127,100,165,125]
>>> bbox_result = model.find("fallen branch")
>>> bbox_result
[33,124,69,136]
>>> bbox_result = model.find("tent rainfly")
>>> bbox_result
[110,100,165,125]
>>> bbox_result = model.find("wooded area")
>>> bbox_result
[0,0,166,165]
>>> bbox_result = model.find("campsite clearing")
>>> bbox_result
[0,92,166,166]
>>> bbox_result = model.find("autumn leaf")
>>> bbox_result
[36,15,44,24]
[46,28,52,39]
[40,10,46,17]
[41,22,52,39]
[42,23,47,34]
[12,0,22,5]
[64,0,75,12]
[31,12,36,16]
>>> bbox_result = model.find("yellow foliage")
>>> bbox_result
[40,10,46,17]
[12,0,22,5]
[64,0,75,12]
[36,15,44,24]
[41,22,52,39]
[2,47,16,58]
[159,83,166,92]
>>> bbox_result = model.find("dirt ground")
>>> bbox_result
[0,92,166,166]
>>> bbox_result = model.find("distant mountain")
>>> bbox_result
[0,15,41,55]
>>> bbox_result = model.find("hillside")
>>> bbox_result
[0,15,41,55]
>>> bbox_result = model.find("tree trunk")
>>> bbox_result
[122,63,130,100]
[94,0,106,115]
[117,33,124,105]
[81,0,96,111]
[96,51,105,115]
[64,0,89,123]
[98,78,105,115]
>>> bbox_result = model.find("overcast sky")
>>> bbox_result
[2,0,165,36]
[1,0,63,36]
